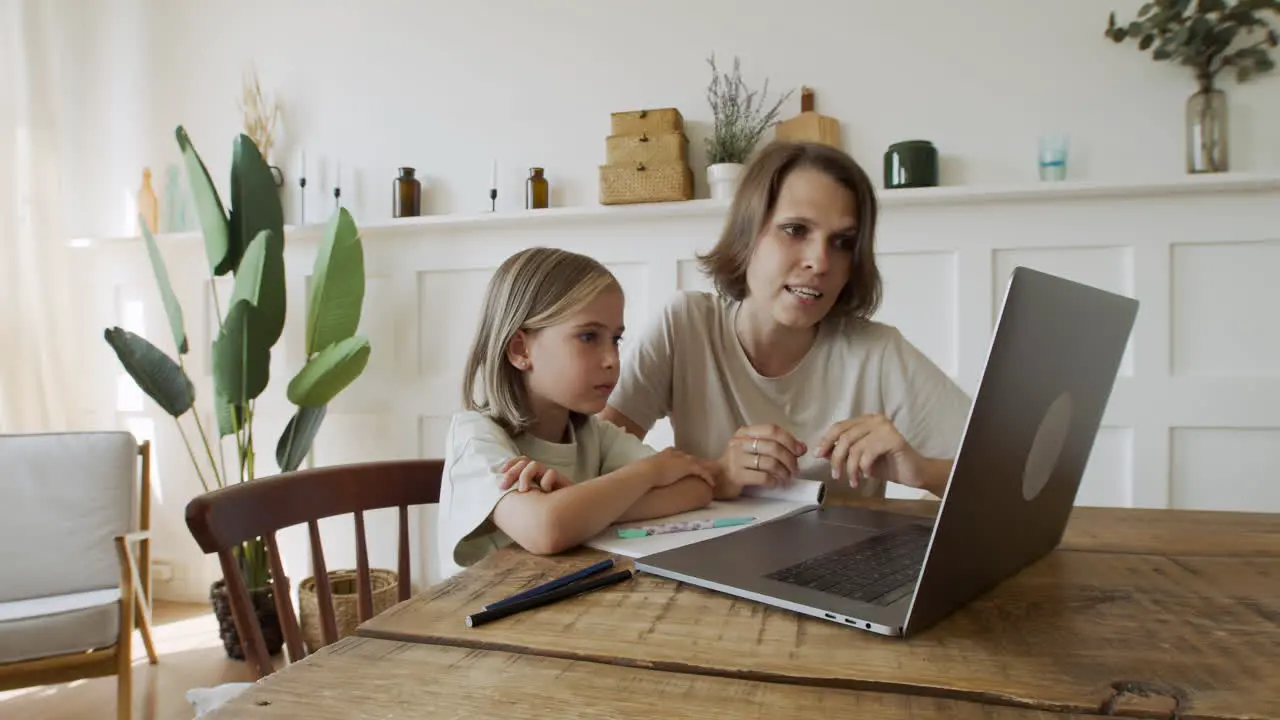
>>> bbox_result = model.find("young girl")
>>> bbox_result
[436,246,717,578]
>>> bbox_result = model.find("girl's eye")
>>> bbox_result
[832,234,856,250]
[612,335,623,346]
[578,332,597,343]
[781,224,805,237]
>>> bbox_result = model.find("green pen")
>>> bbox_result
[616,516,756,538]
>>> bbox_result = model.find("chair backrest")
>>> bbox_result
[0,431,140,603]
[185,458,443,678]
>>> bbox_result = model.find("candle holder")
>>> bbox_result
[489,187,497,212]
[298,173,307,225]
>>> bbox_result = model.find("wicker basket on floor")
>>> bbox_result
[298,568,399,653]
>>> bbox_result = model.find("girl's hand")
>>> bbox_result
[641,448,718,489]
[815,414,925,490]
[714,424,806,499]
[495,456,572,493]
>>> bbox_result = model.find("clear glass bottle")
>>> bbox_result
[1187,86,1228,173]
[393,167,421,217]
[526,167,548,209]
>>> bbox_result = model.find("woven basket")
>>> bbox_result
[606,131,688,166]
[599,162,693,205]
[298,568,399,653]
[610,108,684,136]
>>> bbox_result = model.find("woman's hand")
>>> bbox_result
[638,448,718,489]
[495,456,572,494]
[715,424,807,499]
[815,414,941,493]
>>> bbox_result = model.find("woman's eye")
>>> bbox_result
[781,224,805,237]
[612,335,623,346]
[578,332,597,342]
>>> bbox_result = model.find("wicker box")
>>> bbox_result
[610,107,684,136]
[599,162,693,205]
[606,131,688,166]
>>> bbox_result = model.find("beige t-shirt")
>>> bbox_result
[609,291,972,502]
[435,410,657,578]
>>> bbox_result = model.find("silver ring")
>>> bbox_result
[754,454,760,470]
[752,438,759,454]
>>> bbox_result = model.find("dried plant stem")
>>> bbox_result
[704,54,793,165]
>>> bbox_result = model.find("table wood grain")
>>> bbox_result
[359,504,1280,720]
[838,499,1280,557]
[204,636,1112,719]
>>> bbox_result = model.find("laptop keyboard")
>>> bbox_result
[765,523,930,606]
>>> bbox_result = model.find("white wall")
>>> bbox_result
[61,0,1280,240]
[51,0,1280,601]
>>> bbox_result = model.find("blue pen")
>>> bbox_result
[482,558,615,610]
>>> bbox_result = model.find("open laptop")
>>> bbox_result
[635,266,1139,637]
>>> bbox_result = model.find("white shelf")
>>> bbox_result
[68,172,1280,248]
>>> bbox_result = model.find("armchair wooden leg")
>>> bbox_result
[117,533,158,665]
[116,539,136,720]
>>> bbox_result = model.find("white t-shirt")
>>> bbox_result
[609,291,972,502]
[435,410,657,578]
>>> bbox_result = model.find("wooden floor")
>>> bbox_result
[0,602,263,720]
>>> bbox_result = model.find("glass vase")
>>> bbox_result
[1186,87,1228,173]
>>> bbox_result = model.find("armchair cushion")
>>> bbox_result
[0,589,120,663]
[0,432,137,603]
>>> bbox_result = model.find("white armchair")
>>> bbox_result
[0,431,158,720]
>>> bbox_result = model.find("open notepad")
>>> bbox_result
[585,479,827,559]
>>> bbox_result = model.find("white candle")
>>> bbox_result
[490,159,497,189]
[299,150,306,178]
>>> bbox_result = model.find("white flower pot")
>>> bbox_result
[707,163,744,200]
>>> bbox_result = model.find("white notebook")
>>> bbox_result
[585,479,827,559]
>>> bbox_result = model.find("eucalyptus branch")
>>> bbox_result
[1105,0,1280,89]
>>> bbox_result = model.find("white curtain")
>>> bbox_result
[0,0,82,432]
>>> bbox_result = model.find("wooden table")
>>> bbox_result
[205,501,1280,719]
[206,635,1111,718]
[354,502,1280,720]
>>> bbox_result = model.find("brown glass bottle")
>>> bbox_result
[393,167,421,217]
[526,167,548,209]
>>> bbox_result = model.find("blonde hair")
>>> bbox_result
[462,247,620,435]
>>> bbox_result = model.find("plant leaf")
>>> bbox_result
[211,299,271,405]
[216,395,244,437]
[175,126,234,277]
[228,229,286,348]
[229,134,283,276]
[287,336,371,407]
[139,218,188,354]
[306,207,365,356]
[103,327,194,417]
[276,404,327,473]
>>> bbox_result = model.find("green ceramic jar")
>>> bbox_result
[884,140,938,189]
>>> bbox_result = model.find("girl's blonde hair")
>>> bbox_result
[462,247,620,435]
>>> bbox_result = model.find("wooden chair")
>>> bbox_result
[0,432,157,720]
[184,459,443,679]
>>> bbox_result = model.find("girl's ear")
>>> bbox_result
[506,330,531,370]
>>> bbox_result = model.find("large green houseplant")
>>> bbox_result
[104,126,370,658]
[1105,0,1279,172]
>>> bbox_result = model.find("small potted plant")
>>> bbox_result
[1105,0,1279,173]
[704,54,793,199]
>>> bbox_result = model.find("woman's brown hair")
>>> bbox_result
[696,140,882,321]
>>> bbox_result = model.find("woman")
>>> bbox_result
[600,141,972,502]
